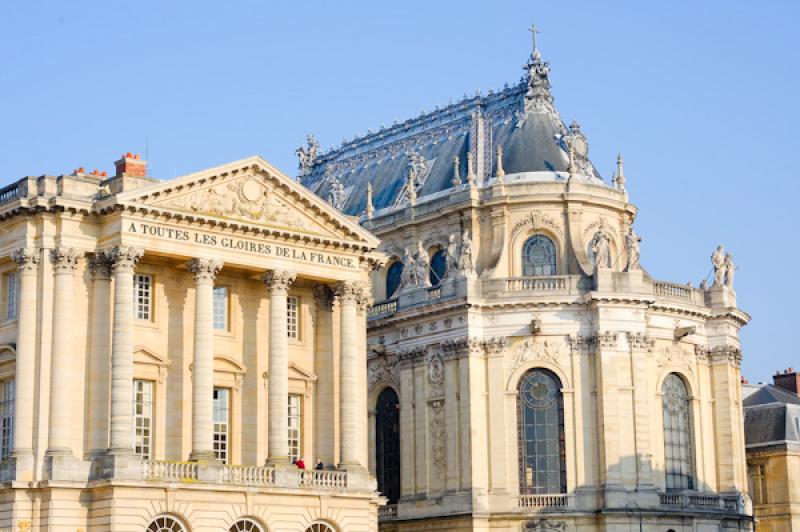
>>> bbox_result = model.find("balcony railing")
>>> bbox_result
[518,493,572,509]
[505,276,569,292]
[142,460,199,481]
[659,493,740,511]
[221,464,275,486]
[368,298,398,319]
[300,469,347,489]
[653,281,693,300]
[378,504,398,519]
[0,183,21,205]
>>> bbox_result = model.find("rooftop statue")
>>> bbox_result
[591,223,612,272]
[458,230,475,277]
[711,245,725,287]
[625,226,642,271]
[724,252,736,289]
[296,134,320,177]
[415,240,431,287]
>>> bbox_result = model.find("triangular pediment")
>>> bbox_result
[116,156,379,247]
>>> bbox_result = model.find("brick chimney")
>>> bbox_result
[114,152,147,178]
[773,368,800,394]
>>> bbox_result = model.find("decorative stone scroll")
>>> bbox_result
[12,247,39,273]
[188,258,223,282]
[109,246,143,273]
[88,251,113,279]
[51,247,81,273]
[427,349,445,389]
[367,355,398,387]
[508,338,567,386]
[262,270,296,293]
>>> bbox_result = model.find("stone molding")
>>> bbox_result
[367,355,398,387]
[187,258,223,283]
[109,246,143,273]
[261,270,296,293]
[11,247,39,273]
[703,345,742,368]
[628,332,655,351]
[50,247,81,273]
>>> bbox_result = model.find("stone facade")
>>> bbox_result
[0,154,385,531]
[304,39,754,532]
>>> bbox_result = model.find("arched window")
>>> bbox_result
[376,387,401,504]
[386,261,403,299]
[305,523,336,532]
[523,235,557,276]
[229,518,264,532]
[517,369,566,494]
[147,516,187,532]
[429,249,447,286]
[662,373,695,491]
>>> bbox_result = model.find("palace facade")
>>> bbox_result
[0,154,385,531]
[300,38,754,531]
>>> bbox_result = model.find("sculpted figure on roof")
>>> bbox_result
[625,226,642,271]
[591,223,611,271]
[711,245,725,287]
[296,134,320,177]
[458,230,475,277]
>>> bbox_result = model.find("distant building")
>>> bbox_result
[302,32,754,531]
[744,369,800,531]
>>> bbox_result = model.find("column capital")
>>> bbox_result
[89,251,113,279]
[335,280,370,309]
[12,247,39,273]
[50,247,81,274]
[313,285,334,311]
[110,246,143,273]
[188,258,223,283]
[262,270,296,293]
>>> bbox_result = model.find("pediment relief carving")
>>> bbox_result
[511,211,564,239]
[655,342,695,374]
[508,337,568,386]
[116,157,380,248]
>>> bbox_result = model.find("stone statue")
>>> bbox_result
[625,226,641,271]
[711,245,725,287]
[724,252,736,289]
[415,240,431,287]
[591,223,611,271]
[400,247,415,289]
[458,230,475,276]
[445,233,459,279]
[296,134,320,177]
[326,177,346,210]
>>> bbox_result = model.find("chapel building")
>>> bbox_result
[300,35,754,531]
[0,154,385,531]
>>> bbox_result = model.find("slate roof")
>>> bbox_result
[299,47,605,216]
[743,383,800,448]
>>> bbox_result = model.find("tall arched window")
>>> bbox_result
[429,249,447,286]
[386,261,403,298]
[147,516,187,532]
[375,387,401,504]
[517,368,566,494]
[523,235,557,276]
[662,373,695,491]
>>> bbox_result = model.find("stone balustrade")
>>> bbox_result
[142,460,199,481]
[378,504,397,519]
[221,464,276,486]
[517,493,572,509]
[658,493,740,511]
[368,298,398,319]
[300,469,348,489]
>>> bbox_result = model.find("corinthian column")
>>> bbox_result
[87,252,113,454]
[188,258,223,461]
[262,270,296,465]
[11,248,39,460]
[108,246,143,454]
[336,281,366,469]
[47,247,81,455]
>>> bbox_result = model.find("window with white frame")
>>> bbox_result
[5,272,18,321]
[132,379,154,459]
[0,379,13,459]
[288,394,302,463]
[287,296,299,339]
[213,286,228,330]
[213,387,230,463]
[134,274,153,320]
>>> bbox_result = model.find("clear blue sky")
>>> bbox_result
[1,1,797,383]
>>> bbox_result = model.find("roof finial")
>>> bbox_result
[451,156,461,187]
[616,154,626,191]
[466,151,477,187]
[495,145,505,182]
[366,182,374,219]
[528,22,540,57]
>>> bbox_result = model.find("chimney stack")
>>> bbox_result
[773,367,800,394]
[114,152,147,178]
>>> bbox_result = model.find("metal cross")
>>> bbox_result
[528,23,540,52]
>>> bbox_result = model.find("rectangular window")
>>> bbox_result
[213,286,228,330]
[0,380,13,458]
[288,394,302,463]
[132,379,154,459]
[134,274,153,321]
[287,296,299,339]
[5,272,18,321]
[748,463,768,505]
[213,387,230,464]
